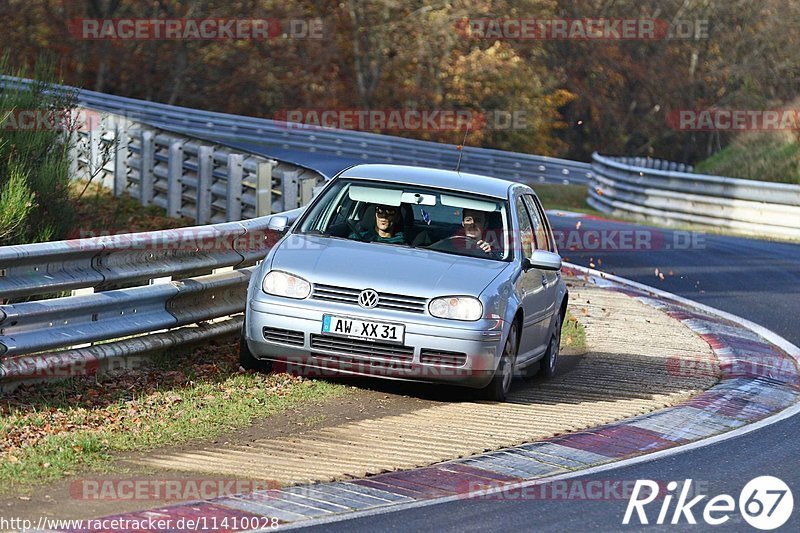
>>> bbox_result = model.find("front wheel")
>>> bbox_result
[540,313,562,378]
[239,320,273,373]
[480,321,518,402]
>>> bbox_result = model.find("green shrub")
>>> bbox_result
[0,56,75,245]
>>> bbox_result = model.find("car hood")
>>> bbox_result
[270,234,510,298]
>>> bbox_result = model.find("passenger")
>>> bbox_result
[350,204,407,244]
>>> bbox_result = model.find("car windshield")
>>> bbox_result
[296,179,510,261]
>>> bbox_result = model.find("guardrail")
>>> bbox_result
[608,156,693,173]
[73,111,324,223]
[1,75,593,186]
[589,153,800,240]
[0,209,303,391]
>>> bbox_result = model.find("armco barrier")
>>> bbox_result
[589,153,800,240]
[0,211,296,301]
[70,111,324,223]
[0,75,593,186]
[0,210,302,383]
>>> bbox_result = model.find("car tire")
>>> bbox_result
[539,312,562,378]
[480,320,518,402]
[239,321,273,373]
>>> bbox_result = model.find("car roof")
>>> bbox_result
[337,164,523,199]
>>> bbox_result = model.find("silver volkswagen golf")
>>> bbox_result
[241,164,568,401]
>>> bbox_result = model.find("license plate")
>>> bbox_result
[322,315,405,344]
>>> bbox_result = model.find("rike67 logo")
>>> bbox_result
[624,477,794,530]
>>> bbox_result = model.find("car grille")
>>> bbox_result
[312,283,427,314]
[420,349,468,367]
[311,353,414,371]
[310,334,414,361]
[263,327,305,347]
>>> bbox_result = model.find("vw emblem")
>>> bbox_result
[358,289,380,309]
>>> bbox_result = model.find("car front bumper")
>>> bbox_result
[245,296,505,389]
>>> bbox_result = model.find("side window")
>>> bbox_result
[531,195,556,253]
[514,197,534,257]
[523,195,551,252]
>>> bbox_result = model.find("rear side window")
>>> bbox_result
[523,195,552,252]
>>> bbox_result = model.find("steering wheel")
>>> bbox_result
[347,219,368,241]
[429,235,484,251]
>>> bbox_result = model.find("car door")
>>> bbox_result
[523,194,560,336]
[514,195,551,363]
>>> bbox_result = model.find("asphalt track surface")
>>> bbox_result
[205,142,800,530]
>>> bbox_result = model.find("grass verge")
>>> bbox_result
[529,182,604,216]
[561,309,587,352]
[69,180,193,236]
[695,131,799,185]
[0,340,349,494]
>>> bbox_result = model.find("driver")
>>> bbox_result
[460,208,493,253]
[350,204,407,244]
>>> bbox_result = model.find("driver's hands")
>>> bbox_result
[477,240,492,253]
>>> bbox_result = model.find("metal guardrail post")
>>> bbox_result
[67,129,80,181]
[88,124,101,185]
[167,140,185,217]
[196,146,214,224]
[300,176,316,206]
[256,161,273,217]
[113,117,130,196]
[140,130,155,205]
[226,154,243,222]
[282,169,299,211]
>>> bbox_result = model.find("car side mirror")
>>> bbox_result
[267,215,289,233]
[524,250,562,271]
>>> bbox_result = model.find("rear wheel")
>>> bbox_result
[480,321,518,402]
[239,320,273,373]
[540,313,562,378]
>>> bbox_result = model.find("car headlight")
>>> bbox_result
[429,296,483,321]
[262,270,311,299]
